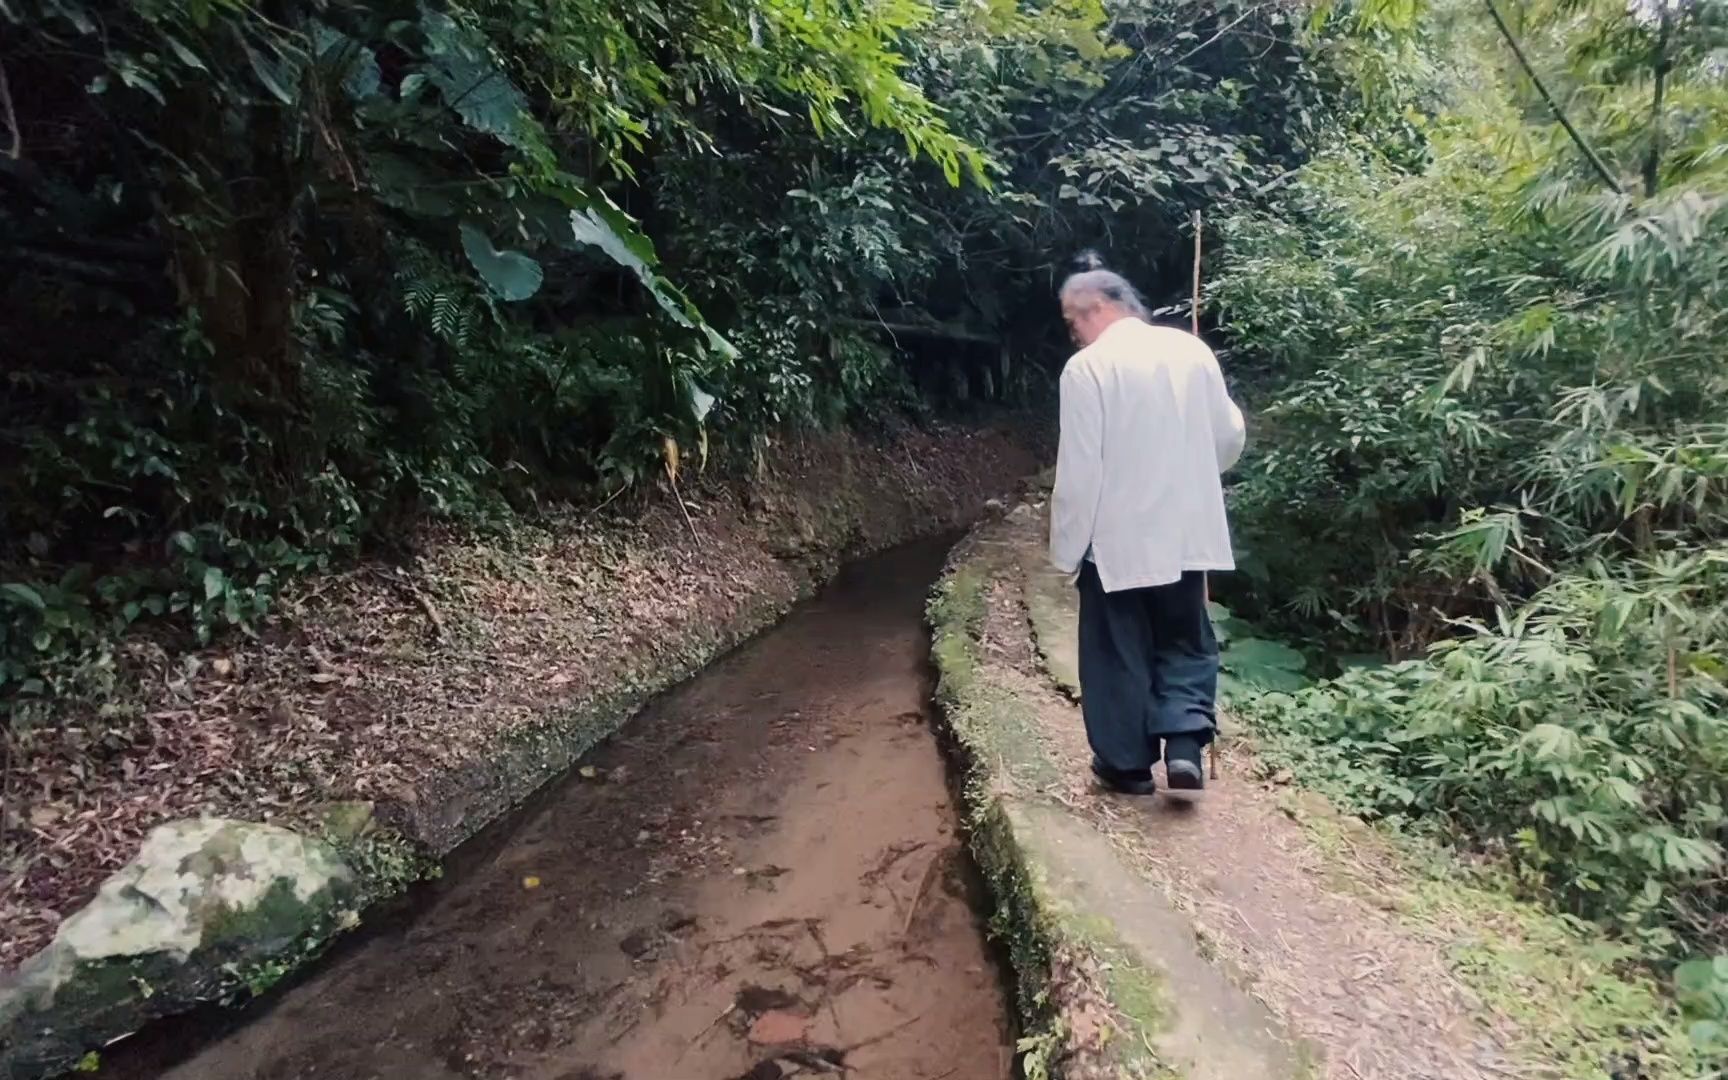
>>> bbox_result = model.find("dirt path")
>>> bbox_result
[107,540,1012,1080]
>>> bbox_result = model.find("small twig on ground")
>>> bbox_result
[805,920,846,1033]
[783,1049,846,1074]
[585,482,629,520]
[900,851,941,938]
[411,586,447,640]
[841,1014,920,1055]
[0,731,15,859]
[1231,906,1257,936]
[0,60,19,160]
[669,471,701,545]
[679,1003,733,1058]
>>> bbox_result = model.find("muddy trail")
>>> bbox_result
[108,539,1013,1080]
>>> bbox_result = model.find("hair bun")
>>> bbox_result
[1071,249,1106,273]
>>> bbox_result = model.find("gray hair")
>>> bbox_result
[1059,268,1149,320]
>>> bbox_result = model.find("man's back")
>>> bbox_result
[1049,317,1245,592]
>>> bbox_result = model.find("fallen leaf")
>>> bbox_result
[522,875,541,890]
[747,1009,807,1045]
[578,766,599,780]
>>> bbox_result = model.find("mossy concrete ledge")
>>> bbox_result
[929,515,1305,1080]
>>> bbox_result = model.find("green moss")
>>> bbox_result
[1061,910,1174,1075]
[1411,872,1698,1077]
[335,828,440,901]
[54,954,165,1020]
[202,877,333,950]
[929,562,989,700]
[930,541,1170,1077]
[928,562,1061,789]
[930,554,1067,1070]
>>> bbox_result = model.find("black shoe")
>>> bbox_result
[1165,759,1204,792]
[1163,736,1206,793]
[1091,758,1157,796]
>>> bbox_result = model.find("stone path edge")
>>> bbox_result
[930,515,1185,1080]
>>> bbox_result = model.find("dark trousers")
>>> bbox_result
[1077,563,1218,776]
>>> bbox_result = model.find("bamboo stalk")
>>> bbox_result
[1481,0,1624,195]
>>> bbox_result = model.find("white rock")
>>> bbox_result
[1,818,355,1078]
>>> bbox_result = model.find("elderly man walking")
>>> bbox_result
[1049,262,1246,795]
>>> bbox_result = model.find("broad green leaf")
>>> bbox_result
[1337,653,1387,671]
[569,207,668,311]
[1688,1020,1724,1049]
[161,34,209,72]
[568,207,735,358]
[236,31,300,105]
[459,223,544,301]
[421,8,530,148]
[1225,637,1308,672]
[1522,723,1579,762]
[1676,958,1719,994]
[1,582,45,611]
[367,153,459,217]
[1227,665,1310,693]
[687,381,717,424]
[313,24,382,101]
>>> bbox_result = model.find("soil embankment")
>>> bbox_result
[3,421,1034,973]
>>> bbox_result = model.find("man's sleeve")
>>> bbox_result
[1050,361,1104,574]
[1205,346,1247,473]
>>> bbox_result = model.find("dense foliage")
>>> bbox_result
[10,0,1728,1056]
[1209,0,1728,1046]
[1,0,1325,720]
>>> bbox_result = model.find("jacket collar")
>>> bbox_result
[1093,315,1144,347]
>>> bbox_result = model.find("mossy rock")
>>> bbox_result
[0,818,355,1079]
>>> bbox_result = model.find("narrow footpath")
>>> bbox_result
[930,496,1689,1080]
[109,539,1012,1080]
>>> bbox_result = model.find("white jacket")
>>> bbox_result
[1049,318,1246,592]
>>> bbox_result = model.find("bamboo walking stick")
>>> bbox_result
[1191,209,1221,782]
[1191,209,1203,338]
